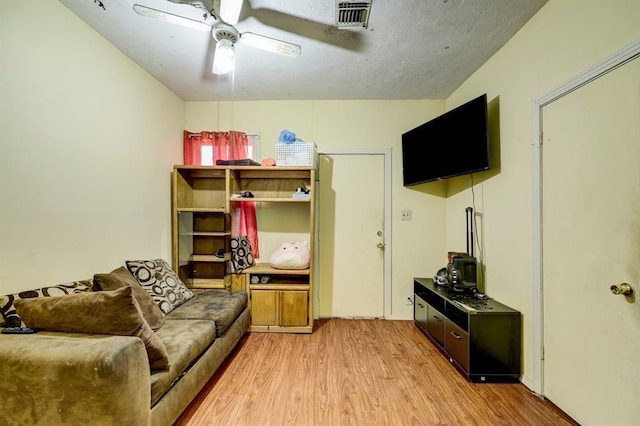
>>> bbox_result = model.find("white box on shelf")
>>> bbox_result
[275,141,317,167]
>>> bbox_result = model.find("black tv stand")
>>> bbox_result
[413,278,521,383]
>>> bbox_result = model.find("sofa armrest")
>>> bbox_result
[0,331,151,426]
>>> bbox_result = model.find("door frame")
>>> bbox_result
[531,38,640,395]
[315,147,392,318]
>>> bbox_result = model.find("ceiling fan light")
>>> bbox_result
[220,0,243,25]
[212,39,235,74]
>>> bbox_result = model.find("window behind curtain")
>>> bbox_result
[199,133,260,166]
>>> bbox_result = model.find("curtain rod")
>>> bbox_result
[187,132,260,138]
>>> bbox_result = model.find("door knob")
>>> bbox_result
[610,283,634,296]
[377,242,385,249]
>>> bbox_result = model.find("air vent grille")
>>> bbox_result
[335,1,372,29]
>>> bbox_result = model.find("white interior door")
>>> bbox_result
[541,57,640,425]
[317,153,385,318]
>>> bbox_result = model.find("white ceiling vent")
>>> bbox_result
[335,1,372,29]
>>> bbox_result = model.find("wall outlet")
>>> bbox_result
[401,209,412,220]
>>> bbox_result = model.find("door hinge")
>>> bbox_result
[541,346,545,360]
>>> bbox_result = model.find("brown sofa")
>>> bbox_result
[0,283,249,426]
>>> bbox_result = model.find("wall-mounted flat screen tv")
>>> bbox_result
[402,94,490,186]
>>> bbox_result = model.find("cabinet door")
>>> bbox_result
[251,290,278,326]
[445,319,469,371]
[426,304,446,347]
[280,291,308,326]
[414,295,428,333]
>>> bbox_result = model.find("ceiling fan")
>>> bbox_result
[132,0,302,75]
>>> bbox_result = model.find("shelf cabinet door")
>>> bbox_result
[250,289,308,327]
[280,290,308,326]
[251,290,279,325]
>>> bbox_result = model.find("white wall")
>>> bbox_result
[0,1,185,293]
[185,100,447,319]
[443,0,640,387]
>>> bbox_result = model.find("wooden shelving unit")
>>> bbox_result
[171,165,315,333]
[172,166,230,290]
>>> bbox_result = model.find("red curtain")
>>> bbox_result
[183,130,259,258]
[183,130,250,165]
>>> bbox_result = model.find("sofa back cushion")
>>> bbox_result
[14,286,170,370]
[125,259,194,315]
[93,266,165,330]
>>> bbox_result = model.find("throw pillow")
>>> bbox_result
[93,266,166,330]
[269,241,310,270]
[125,259,194,315]
[229,236,256,273]
[0,280,92,328]
[14,286,170,371]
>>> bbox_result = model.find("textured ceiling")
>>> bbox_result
[58,0,548,101]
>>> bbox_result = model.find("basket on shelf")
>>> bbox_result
[275,141,317,167]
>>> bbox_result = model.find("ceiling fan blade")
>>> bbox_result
[240,33,301,57]
[219,0,242,25]
[249,6,363,52]
[132,4,211,32]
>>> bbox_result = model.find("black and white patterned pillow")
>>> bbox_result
[125,259,194,315]
[0,280,93,328]
[229,236,256,273]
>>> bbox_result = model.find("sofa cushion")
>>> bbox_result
[125,259,194,315]
[93,266,166,330]
[165,290,248,337]
[14,286,170,371]
[0,280,92,328]
[150,319,217,405]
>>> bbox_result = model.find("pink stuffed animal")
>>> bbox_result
[269,241,310,270]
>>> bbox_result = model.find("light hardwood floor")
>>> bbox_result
[175,319,577,426]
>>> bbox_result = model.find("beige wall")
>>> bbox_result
[443,0,640,386]
[185,100,448,319]
[0,1,184,293]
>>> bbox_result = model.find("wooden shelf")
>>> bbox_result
[187,278,227,289]
[250,284,309,291]
[179,231,231,237]
[230,198,311,203]
[177,207,226,213]
[244,263,310,275]
[190,254,230,262]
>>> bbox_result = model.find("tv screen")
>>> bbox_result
[402,94,490,186]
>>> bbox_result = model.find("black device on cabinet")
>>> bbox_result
[447,207,478,294]
[401,94,490,186]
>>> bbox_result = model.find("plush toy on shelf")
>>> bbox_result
[269,241,310,270]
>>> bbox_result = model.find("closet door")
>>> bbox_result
[542,57,640,425]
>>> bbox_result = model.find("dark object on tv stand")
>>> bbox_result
[413,277,521,383]
[447,207,479,294]
[401,93,491,186]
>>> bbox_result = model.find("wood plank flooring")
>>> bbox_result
[175,319,577,426]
